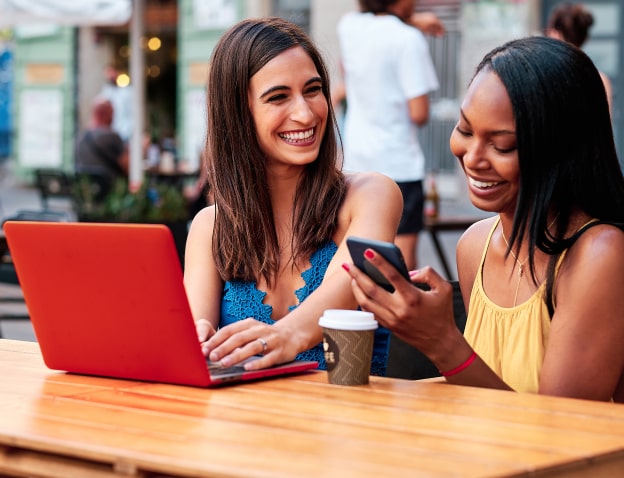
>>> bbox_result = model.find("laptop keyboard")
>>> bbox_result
[206,356,264,378]
[207,360,247,376]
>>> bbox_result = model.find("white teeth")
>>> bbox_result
[280,128,314,141]
[470,177,500,189]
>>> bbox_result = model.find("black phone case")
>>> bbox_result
[346,236,410,292]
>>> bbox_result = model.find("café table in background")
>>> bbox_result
[424,215,488,280]
[144,168,199,190]
[1,339,624,477]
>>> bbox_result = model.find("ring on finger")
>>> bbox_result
[257,337,268,355]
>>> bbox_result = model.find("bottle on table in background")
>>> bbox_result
[424,173,440,219]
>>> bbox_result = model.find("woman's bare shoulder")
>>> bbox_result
[344,171,402,207]
[457,215,497,253]
[456,215,497,285]
[344,171,399,192]
[564,221,624,272]
[336,172,403,240]
[188,204,216,237]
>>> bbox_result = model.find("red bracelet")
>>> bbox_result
[440,351,477,377]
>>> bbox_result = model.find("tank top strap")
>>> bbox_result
[550,219,607,313]
[481,218,604,278]
[478,216,501,273]
[554,218,602,275]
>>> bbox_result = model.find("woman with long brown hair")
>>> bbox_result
[184,17,402,374]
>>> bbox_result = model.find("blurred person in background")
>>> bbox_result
[99,64,134,142]
[337,0,441,270]
[546,1,613,114]
[75,97,127,200]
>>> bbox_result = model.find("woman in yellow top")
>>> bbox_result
[343,36,624,402]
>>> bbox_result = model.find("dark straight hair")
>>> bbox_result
[474,36,624,311]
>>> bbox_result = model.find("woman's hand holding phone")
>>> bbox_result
[346,237,411,292]
[346,236,428,292]
[343,236,457,359]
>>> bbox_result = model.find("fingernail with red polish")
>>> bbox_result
[342,263,350,272]
[364,249,375,259]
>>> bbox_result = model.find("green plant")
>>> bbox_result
[75,176,189,223]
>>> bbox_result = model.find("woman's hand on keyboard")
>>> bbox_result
[204,318,297,370]
[195,318,217,356]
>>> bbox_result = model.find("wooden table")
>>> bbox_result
[424,215,485,279]
[1,339,624,477]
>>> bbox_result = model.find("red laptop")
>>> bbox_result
[2,221,318,386]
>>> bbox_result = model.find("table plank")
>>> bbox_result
[1,339,624,477]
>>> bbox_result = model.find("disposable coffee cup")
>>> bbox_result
[318,309,378,385]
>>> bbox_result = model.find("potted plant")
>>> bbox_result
[74,176,190,265]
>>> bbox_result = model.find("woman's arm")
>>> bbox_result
[205,172,404,369]
[343,247,512,391]
[407,12,445,37]
[184,205,224,345]
[345,220,624,401]
[539,224,624,401]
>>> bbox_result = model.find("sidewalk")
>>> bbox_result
[0,164,486,342]
[0,161,44,340]
[0,162,40,218]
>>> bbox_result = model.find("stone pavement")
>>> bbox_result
[0,163,41,217]
[0,163,487,342]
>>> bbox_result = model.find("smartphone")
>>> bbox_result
[346,236,411,292]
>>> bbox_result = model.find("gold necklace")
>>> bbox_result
[500,228,527,277]
[500,227,526,307]
[499,216,558,306]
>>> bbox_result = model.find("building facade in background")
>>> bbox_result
[0,35,12,161]
[4,0,622,191]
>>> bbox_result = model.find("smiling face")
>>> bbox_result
[248,46,328,171]
[449,69,519,215]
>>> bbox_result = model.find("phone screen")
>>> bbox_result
[346,237,409,292]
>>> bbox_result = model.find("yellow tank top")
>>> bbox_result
[464,217,551,393]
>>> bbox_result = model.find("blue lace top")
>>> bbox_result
[220,241,389,375]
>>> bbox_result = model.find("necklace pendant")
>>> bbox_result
[518,264,524,277]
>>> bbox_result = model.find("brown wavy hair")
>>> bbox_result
[206,17,345,286]
[547,2,594,48]
[358,0,401,14]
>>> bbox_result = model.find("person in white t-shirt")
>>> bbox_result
[337,0,440,269]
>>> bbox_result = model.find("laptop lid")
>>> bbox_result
[3,221,317,387]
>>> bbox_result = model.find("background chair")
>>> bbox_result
[0,230,29,338]
[34,168,78,219]
[0,209,71,338]
[385,280,467,380]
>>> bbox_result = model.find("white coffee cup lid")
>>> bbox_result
[318,309,378,331]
